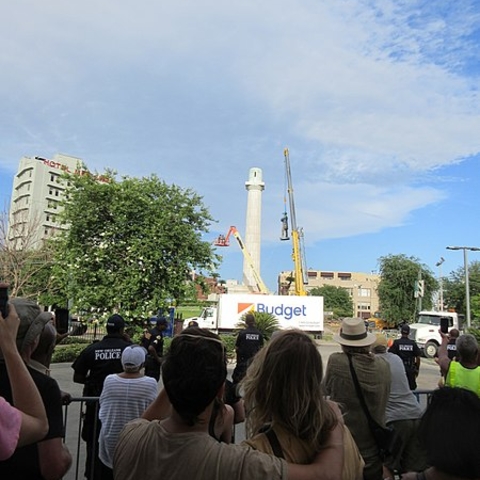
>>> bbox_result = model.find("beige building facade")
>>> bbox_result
[278,270,380,319]
[8,154,84,248]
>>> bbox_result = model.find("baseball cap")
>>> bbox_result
[8,298,52,354]
[121,345,147,368]
[156,317,168,326]
[401,324,410,334]
[372,334,388,351]
[106,314,125,330]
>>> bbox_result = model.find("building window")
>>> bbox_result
[358,288,371,297]
[338,273,352,280]
[320,272,334,279]
[357,303,371,311]
[307,271,317,278]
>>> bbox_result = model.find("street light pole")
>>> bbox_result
[436,257,445,311]
[446,246,480,328]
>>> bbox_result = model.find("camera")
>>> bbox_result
[440,316,450,334]
[0,284,8,319]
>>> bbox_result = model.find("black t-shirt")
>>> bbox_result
[235,326,264,363]
[141,327,164,356]
[0,364,64,479]
[389,337,421,369]
[72,333,132,396]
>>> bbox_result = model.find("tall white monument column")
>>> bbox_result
[243,168,265,289]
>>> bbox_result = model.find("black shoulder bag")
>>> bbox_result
[347,354,401,460]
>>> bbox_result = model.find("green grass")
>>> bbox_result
[176,305,203,320]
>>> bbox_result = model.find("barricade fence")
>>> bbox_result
[61,390,435,480]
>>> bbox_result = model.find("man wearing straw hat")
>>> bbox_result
[324,317,391,480]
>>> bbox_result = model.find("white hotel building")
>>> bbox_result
[8,154,84,248]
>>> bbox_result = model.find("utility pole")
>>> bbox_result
[446,246,480,328]
[414,271,424,313]
[436,257,445,311]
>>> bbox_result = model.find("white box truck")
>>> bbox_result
[185,294,324,333]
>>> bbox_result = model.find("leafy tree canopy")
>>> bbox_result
[309,285,353,318]
[443,260,480,320]
[51,171,218,319]
[377,254,438,324]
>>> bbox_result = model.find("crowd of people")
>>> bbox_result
[1,298,480,480]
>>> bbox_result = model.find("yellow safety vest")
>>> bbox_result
[445,361,480,397]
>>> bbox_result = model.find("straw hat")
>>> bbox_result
[333,317,376,347]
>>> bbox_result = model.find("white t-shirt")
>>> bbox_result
[99,374,158,468]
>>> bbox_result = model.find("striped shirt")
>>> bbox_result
[99,374,158,468]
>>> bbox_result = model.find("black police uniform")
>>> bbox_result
[141,326,165,381]
[72,333,131,479]
[232,325,264,384]
[447,337,458,360]
[389,336,421,390]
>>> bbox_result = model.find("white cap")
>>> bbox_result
[121,345,147,368]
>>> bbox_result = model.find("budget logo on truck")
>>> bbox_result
[256,302,307,320]
[229,295,323,331]
[236,302,306,320]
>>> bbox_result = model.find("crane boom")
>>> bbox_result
[284,148,308,296]
[213,226,269,294]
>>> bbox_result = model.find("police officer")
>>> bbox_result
[388,324,421,390]
[72,314,132,480]
[141,317,168,381]
[232,312,264,384]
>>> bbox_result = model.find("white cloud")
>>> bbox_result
[1,0,479,249]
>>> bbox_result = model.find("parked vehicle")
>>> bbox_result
[408,310,464,358]
[185,293,324,334]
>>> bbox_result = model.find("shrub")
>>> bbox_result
[52,343,89,363]
[235,312,280,340]
[220,334,236,360]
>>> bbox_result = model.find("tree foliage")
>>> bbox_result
[309,285,353,318]
[443,261,480,320]
[0,208,58,300]
[377,254,438,324]
[51,172,218,319]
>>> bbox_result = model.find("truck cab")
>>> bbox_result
[184,306,218,330]
[408,311,463,358]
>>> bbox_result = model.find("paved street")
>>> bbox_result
[51,340,440,480]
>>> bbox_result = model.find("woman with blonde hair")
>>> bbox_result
[242,329,364,480]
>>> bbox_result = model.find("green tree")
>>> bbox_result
[0,208,58,300]
[51,171,218,319]
[309,285,353,318]
[443,261,480,318]
[377,254,438,324]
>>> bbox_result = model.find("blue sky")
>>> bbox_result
[1,1,480,293]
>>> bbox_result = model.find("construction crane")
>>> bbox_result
[283,147,308,296]
[213,226,269,294]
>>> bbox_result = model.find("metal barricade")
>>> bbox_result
[62,396,100,480]
[61,391,436,479]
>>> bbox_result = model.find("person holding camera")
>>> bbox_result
[0,298,72,479]
[438,332,480,396]
[0,302,49,460]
